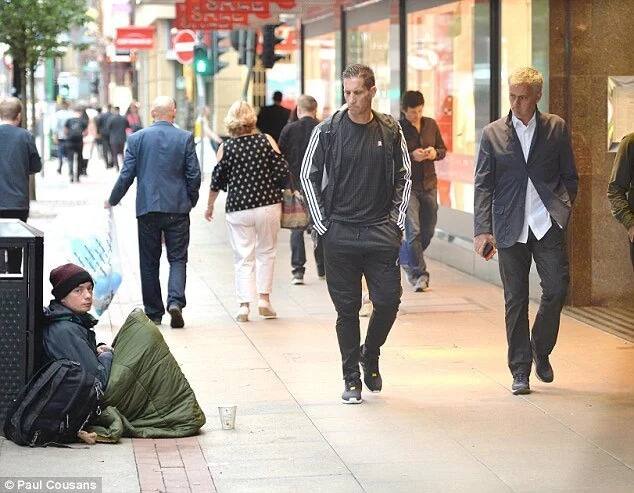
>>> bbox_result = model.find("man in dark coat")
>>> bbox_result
[0,97,42,273]
[608,133,634,269]
[106,96,201,329]
[107,106,129,170]
[474,67,578,395]
[256,90,290,142]
[278,94,324,284]
[97,104,114,167]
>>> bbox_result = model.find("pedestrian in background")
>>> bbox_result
[205,100,289,322]
[97,104,113,167]
[54,99,73,174]
[278,94,325,285]
[474,67,578,395]
[64,106,88,183]
[301,64,412,404]
[399,90,447,292]
[105,96,201,329]
[256,90,290,143]
[0,97,42,273]
[125,102,143,134]
[107,106,129,170]
[608,133,634,269]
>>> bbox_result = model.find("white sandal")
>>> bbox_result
[236,304,249,322]
[258,300,277,319]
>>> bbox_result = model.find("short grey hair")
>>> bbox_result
[297,95,317,113]
[508,67,543,93]
[0,97,22,120]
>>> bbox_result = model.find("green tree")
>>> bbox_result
[0,0,88,128]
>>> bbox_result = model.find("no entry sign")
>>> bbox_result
[173,30,196,65]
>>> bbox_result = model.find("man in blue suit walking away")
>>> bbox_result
[105,96,201,328]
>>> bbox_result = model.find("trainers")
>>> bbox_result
[360,345,382,392]
[148,315,162,325]
[236,304,249,322]
[413,277,429,292]
[291,276,304,285]
[168,304,184,328]
[341,380,363,404]
[533,352,554,383]
[511,373,531,395]
[258,300,277,319]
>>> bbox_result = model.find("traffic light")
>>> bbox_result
[261,24,285,69]
[230,29,247,65]
[211,32,229,75]
[194,44,212,76]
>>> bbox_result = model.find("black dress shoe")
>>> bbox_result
[533,352,554,383]
[168,304,185,328]
[148,316,162,325]
[512,373,531,395]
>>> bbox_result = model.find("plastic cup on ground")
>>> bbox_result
[218,405,237,430]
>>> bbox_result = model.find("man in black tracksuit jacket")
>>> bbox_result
[301,64,412,404]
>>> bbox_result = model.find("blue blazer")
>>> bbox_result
[108,121,201,216]
[474,110,579,249]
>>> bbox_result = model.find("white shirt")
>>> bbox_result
[512,113,552,243]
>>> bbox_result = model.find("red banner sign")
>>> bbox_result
[175,2,249,30]
[115,26,156,50]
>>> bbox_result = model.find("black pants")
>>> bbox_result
[137,212,190,319]
[0,209,29,273]
[322,221,402,381]
[497,225,570,376]
[290,229,325,277]
[101,134,111,166]
[110,140,124,170]
[65,143,82,181]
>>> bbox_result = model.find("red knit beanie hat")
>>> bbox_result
[50,263,94,300]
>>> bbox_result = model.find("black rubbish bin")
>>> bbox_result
[0,219,44,429]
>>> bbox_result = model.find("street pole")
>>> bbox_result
[241,30,256,100]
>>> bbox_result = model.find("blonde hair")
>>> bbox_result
[508,67,543,94]
[224,100,257,137]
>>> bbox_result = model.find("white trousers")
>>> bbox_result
[226,203,281,303]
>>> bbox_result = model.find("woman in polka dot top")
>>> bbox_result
[205,100,289,322]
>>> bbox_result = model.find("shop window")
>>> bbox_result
[304,32,338,119]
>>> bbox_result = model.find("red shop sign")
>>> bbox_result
[115,26,156,50]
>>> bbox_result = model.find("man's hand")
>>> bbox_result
[412,148,426,162]
[474,233,497,260]
[204,205,214,222]
[628,224,634,243]
[104,200,111,209]
[424,147,437,161]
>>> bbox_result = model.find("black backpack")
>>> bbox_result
[3,359,101,447]
[66,118,85,143]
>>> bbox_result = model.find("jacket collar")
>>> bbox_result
[45,300,98,328]
[151,120,173,127]
[505,108,541,164]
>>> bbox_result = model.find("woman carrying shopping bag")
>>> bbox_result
[204,100,289,322]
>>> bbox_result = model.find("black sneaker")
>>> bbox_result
[168,304,185,328]
[148,315,162,325]
[341,380,363,404]
[360,345,382,393]
[533,352,554,383]
[511,373,531,395]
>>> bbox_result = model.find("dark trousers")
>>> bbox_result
[137,212,190,319]
[101,134,111,166]
[290,229,325,277]
[403,187,438,284]
[56,139,66,172]
[0,209,29,274]
[65,143,82,181]
[497,225,570,376]
[323,221,402,380]
[110,140,124,170]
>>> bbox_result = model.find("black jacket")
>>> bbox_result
[399,115,446,190]
[278,116,320,187]
[300,106,412,235]
[256,104,291,142]
[0,124,42,211]
[42,301,109,389]
[608,133,634,230]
